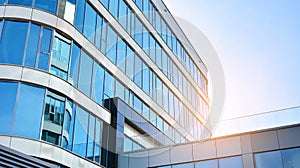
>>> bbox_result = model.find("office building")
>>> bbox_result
[0,0,210,167]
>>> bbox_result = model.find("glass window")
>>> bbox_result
[0,82,18,135]
[51,33,71,80]
[109,0,119,18]
[100,20,107,54]
[0,21,28,65]
[162,84,169,112]
[104,71,115,99]
[13,84,46,139]
[87,115,95,161]
[173,163,193,168]
[115,80,125,101]
[125,46,134,80]
[38,53,50,71]
[78,51,93,96]
[69,43,81,86]
[134,18,143,47]
[282,147,300,168]
[74,0,85,32]
[116,38,127,72]
[155,43,162,69]
[118,0,127,28]
[41,27,52,53]
[149,109,156,126]
[142,32,149,55]
[42,94,65,145]
[162,51,168,75]
[8,0,32,6]
[157,116,163,131]
[255,151,283,168]
[156,77,163,107]
[142,64,150,95]
[106,26,117,64]
[168,91,174,117]
[72,106,89,157]
[124,136,132,152]
[219,156,243,168]
[83,2,97,42]
[92,62,105,105]
[94,119,102,163]
[135,0,142,10]
[149,35,156,61]
[95,15,103,49]
[134,55,143,88]
[34,0,58,14]
[62,99,75,151]
[58,0,76,23]
[25,23,40,68]
[142,104,149,120]
[133,96,142,114]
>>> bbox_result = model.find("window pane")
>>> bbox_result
[115,80,125,101]
[104,71,115,99]
[62,100,75,151]
[255,151,283,168]
[142,64,150,95]
[51,33,71,80]
[133,96,142,114]
[94,119,102,163]
[84,2,97,42]
[100,0,108,8]
[195,159,218,168]
[74,0,85,32]
[173,163,193,168]
[87,115,95,161]
[0,82,18,135]
[116,38,126,72]
[100,20,107,54]
[92,63,105,105]
[25,23,40,68]
[41,28,53,53]
[219,156,243,168]
[134,55,143,88]
[125,46,134,80]
[13,84,45,139]
[69,43,81,86]
[42,94,65,145]
[118,0,127,28]
[9,0,32,6]
[73,106,89,157]
[34,0,58,14]
[78,51,93,96]
[106,26,117,64]
[282,148,300,168]
[38,53,50,71]
[0,21,28,65]
[95,15,103,49]
[109,0,119,18]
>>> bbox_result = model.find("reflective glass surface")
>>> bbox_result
[84,3,97,42]
[73,106,89,157]
[172,163,193,168]
[13,84,46,139]
[0,82,18,135]
[25,23,40,68]
[8,0,32,7]
[69,43,81,86]
[74,0,85,32]
[78,51,93,96]
[0,21,28,65]
[219,156,243,168]
[255,151,283,168]
[34,0,58,14]
[282,148,300,168]
[92,62,105,105]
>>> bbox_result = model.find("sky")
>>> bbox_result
[163,0,300,120]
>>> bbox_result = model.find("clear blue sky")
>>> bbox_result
[164,0,300,119]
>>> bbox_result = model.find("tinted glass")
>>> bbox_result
[74,0,85,32]
[84,3,97,42]
[104,71,115,99]
[118,0,127,28]
[195,159,218,168]
[25,23,40,68]
[125,46,134,80]
[69,43,81,86]
[142,65,150,95]
[115,81,125,100]
[100,20,107,53]
[95,15,103,49]
[282,148,300,168]
[106,26,117,64]
[41,28,52,53]
[0,82,18,135]
[219,156,243,168]
[255,151,283,168]
[134,55,143,88]
[13,84,45,139]
[173,163,193,168]
[78,51,93,96]
[34,0,58,14]
[62,100,75,151]
[87,115,95,160]
[116,38,126,72]
[109,0,119,18]
[92,63,105,105]
[100,0,109,8]
[38,53,49,70]
[0,21,28,65]
[133,96,142,114]
[9,0,32,6]
[73,106,89,157]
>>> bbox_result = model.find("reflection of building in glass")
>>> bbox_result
[0,0,298,168]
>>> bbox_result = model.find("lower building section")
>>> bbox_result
[119,124,300,168]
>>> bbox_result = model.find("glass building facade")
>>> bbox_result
[0,0,210,167]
